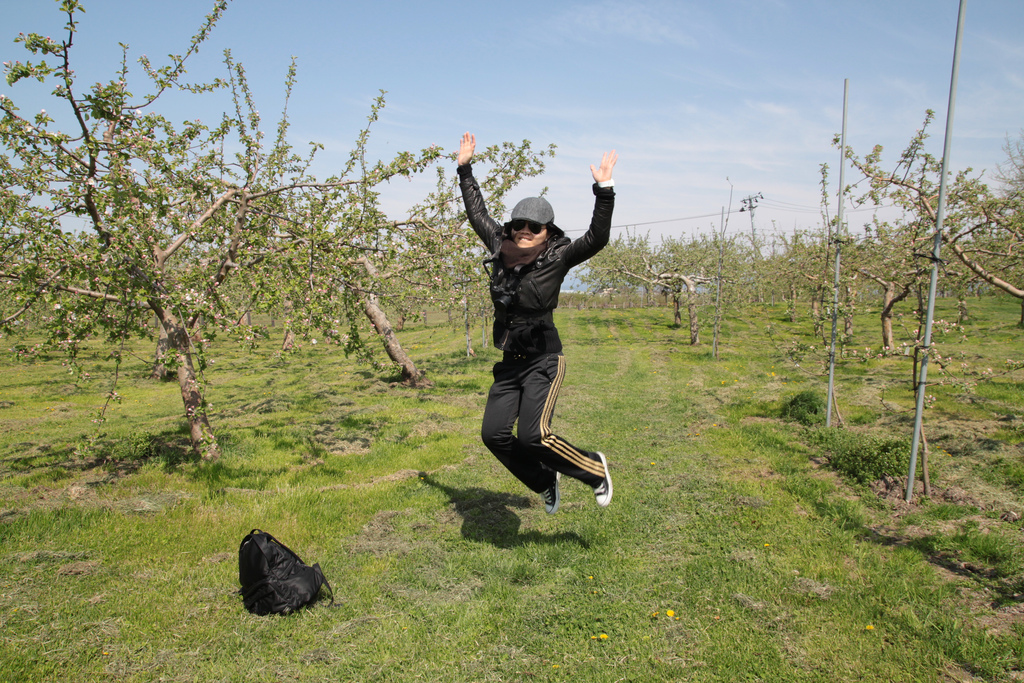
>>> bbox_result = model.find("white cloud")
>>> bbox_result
[546,0,700,48]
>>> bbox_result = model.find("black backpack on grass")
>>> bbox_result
[238,529,333,615]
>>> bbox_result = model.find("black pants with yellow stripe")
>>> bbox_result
[481,352,606,493]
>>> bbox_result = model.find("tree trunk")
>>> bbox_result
[356,257,427,386]
[672,293,682,326]
[810,297,823,338]
[956,287,969,324]
[879,282,911,350]
[464,297,474,357]
[281,329,295,351]
[150,323,173,380]
[156,310,219,460]
[859,270,911,350]
[687,288,700,345]
[843,285,856,338]
[363,294,425,384]
[881,284,896,350]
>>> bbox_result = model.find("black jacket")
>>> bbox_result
[458,163,615,356]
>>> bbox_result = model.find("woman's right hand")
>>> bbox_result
[457,132,475,166]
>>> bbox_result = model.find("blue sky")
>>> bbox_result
[3,0,1022,243]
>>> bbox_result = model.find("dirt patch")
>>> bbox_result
[976,600,1024,637]
[383,573,484,606]
[347,510,419,557]
[793,577,836,600]
[869,476,1004,525]
[374,469,423,486]
[433,506,461,528]
[729,550,757,563]
[3,482,194,521]
[869,476,924,511]
[329,615,380,638]
[57,560,102,576]
[940,663,988,682]
[938,485,987,510]
[310,428,371,455]
[733,593,766,611]
[11,549,93,564]
[409,415,461,439]
[114,491,194,515]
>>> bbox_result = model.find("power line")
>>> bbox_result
[563,197,899,236]
[613,208,744,229]
[563,208,744,235]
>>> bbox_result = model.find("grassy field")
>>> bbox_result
[1,296,1022,682]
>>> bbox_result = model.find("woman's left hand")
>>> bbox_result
[591,150,618,183]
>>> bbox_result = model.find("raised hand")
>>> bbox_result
[590,150,618,184]
[457,132,476,166]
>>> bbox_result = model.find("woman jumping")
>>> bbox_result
[457,132,617,514]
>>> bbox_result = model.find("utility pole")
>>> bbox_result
[739,193,763,255]
[740,192,764,301]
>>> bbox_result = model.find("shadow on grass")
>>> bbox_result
[866,526,1024,607]
[785,471,1024,607]
[419,474,590,550]
[1,426,196,481]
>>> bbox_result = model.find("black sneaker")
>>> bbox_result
[593,452,612,507]
[542,472,561,514]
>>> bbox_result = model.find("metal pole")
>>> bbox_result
[713,206,725,361]
[906,0,966,502]
[464,294,472,357]
[826,79,849,428]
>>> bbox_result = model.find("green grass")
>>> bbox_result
[1,296,1022,682]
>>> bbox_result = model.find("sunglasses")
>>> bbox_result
[509,220,546,235]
